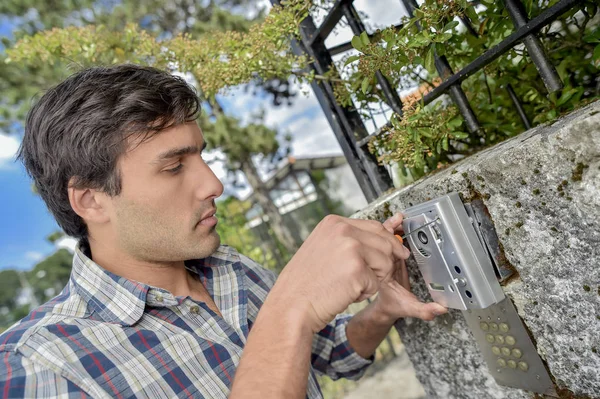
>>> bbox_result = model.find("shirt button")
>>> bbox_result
[156,294,163,302]
[190,305,200,314]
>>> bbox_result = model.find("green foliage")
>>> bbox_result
[0,249,72,329]
[26,248,72,303]
[0,269,22,309]
[216,196,280,271]
[338,0,599,175]
[4,2,310,100]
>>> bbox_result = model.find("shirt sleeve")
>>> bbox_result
[310,314,374,381]
[0,350,92,399]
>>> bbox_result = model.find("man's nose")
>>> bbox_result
[193,158,224,201]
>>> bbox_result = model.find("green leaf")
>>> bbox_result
[556,88,578,107]
[448,116,463,128]
[360,31,370,47]
[435,42,446,57]
[421,129,433,138]
[344,55,360,66]
[435,32,453,42]
[466,6,479,22]
[425,46,435,73]
[593,44,600,68]
[443,21,459,32]
[452,131,469,139]
[351,35,363,51]
[442,136,449,151]
[361,76,370,94]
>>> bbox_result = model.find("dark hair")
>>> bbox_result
[18,64,200,241]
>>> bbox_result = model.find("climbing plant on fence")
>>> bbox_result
[6,0,599,182]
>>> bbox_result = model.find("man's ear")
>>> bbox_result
[68,178,110,225]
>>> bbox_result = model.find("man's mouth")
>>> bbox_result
[197,209,218,228]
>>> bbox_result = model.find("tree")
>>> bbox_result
[26,249,72,303]
[0,269,21,309]
[2,0,307,254]
[215,195,285,271]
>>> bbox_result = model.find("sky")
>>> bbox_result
[0,0,409,271]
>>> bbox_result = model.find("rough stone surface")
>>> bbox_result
[352,101,600,398]
[341,349,426,399]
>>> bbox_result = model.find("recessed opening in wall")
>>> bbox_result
[454,265,462,274]
[465,290,473,298]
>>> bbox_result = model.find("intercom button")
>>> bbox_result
[505,335,516,346]
[495,335,505,344]
[480,322,489,331]
[496,358,506,368]
[507,360,517,369]
[499,323,510,333]
[490,322,499,332]
[491,346,501,356]
[511,348,523,358]
[518,361,529,371]
[501,347,511,357]
[486,334,495,343]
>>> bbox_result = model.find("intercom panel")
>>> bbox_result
[400,192,556,395]
[401,193,505,310]
[462,298,556,395]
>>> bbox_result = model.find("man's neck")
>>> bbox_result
[87,238,202,299]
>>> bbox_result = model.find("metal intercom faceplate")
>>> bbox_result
[462,298,556,396]
[400,192,556,395]
[401,193,504,310]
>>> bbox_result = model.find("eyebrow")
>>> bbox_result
[153,142,207,164]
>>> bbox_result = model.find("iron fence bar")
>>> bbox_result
[504,0,564,93]
[421,0,581,106]
[402,0,482,134]
[341,3,405,116]
[271,0,393,201]
[309,0,352,46]
[507,84,533,130]
[327,23,404,56]
[435,55,482,134]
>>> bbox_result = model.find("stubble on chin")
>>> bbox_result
[114,200,222,263]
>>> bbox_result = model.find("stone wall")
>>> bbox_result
[352,101,600,398]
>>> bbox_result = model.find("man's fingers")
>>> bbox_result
[352,227,410,262]
[406,301,448,321]
[382,213,405,235]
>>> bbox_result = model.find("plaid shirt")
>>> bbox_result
[0,244,371,398]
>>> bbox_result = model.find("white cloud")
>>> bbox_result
[0,133,20,169]
[24,251,44,262]
[55,236,78,253]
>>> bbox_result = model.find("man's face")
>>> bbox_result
[106,121,224,262]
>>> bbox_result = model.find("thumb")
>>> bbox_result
[406,301,448,321]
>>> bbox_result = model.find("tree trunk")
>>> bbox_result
[240,159,299,255]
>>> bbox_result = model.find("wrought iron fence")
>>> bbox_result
[271,0,584,202]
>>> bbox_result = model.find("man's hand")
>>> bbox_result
[231,214,412,398]
[269,214,411,334]
[372,213,447,323]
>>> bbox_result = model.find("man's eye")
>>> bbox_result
[166,164,183,174]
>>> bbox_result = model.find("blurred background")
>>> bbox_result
[1,0,597,397]
[0,1,417,397]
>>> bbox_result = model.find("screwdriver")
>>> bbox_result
[395,218,439,243]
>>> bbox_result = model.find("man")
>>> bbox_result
[0,64,446,398]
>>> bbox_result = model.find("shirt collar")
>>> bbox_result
[70,243,240,326]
